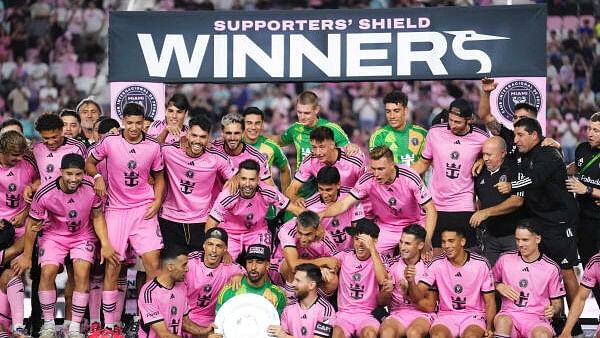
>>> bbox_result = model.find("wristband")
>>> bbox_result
[587,185,593,195]
[93,173,103,180]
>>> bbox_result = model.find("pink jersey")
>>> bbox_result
[209,183,289,236]
[582,253,600,291]
[29,177,101,237]
[0,155,37,235]
[90,132,163,209]
[350,166,431,231]
[147,120,188,144]
[185,251,244,325]
[161,143,234,223]
[335,249,381,314]
[386,257,427,313]
[421,124,488,212]
[281,297,336,338]
[274,218,338,261]
[493,250,565,315]
[32,137,87,184]
[211,139,270,180]
[419,252,494,314]
[138,278,189,338]
[88,144,108,178]
[295,148,365,188]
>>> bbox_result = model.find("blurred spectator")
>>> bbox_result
[7,82,30,117]
[558,113,580,163]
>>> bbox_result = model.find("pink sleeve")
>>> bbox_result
[208,191,231,223]
[28,195,47,221]
[92,193,103,209]
[90,137,108,162]
[218,156,235,181]
[351,203,364,221]
[548,265,566,299]
[421,132,433,160]
[267,186,290,214]
[259,157,270,181]
[350,174,371,200]
[278,220,296,248]
[418,262,436,287]
[138,292,163,326]
[280,306,290,333]
[150,145,164,172]
[410,175,432,205]
[492,256,503,284]
[294,158,314,183]
[480,265,495,293]
[582,261,600,289]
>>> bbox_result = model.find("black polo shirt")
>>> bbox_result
[475,159,525,237]
[575,142,600,220]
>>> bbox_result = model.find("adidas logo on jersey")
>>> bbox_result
[207,272,213,277]
[7,171,13,176]
[247,203,253,208]
[171,294,175,299]
[67,198,75,203]
[47,153,53,157]
[454,140,461,144]
[129,149,136,154]
[301,314,307,319]
[455,272,462,277]
[355,264,363,269]
[522,267,529,272]
[480,179,485,185]
[188,161,195,166]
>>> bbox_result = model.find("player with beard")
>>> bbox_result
[12,154,118,338]
[206,159,302,260]
[185,228,244,332]
[138,249,212,338]
[160,116,234,252]
[267,263,338,338]
[216,244,287,317]
[76,97,102,143]
[60,110,91,148]
[379,225,436,338]
[148,93,190,144]
[0,131,37,337]
[86,102,166,334]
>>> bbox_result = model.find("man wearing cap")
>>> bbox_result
[185,227,244,332]
[12,154,119,338]
[216,244,287,317]
[412,98,488,249]
[322,219,389,338]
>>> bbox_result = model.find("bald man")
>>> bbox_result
[471,136,525,265]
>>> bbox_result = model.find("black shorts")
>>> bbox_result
[432,211,476,248]
[158,217,206,253]
[540,229,579,269]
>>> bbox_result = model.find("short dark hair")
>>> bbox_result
[60,153,85,170]
[310,126,334,143]
[514,117,543,139]
[297,210,320,229]
[316,166,340,185]
[402,224,426,242]
[513,102,538,116]
[441,226,466,238]
[122,103,145,118]
[383,91,408,107]
[35,113,64,132]
[369,146,394,161]
[167,93,190,111]
[160,246,188,264]
[0,119,23,133]
[144,116,154,123]
[238,159,260,174]
[98,118,120,136]
[295,263,323,286]
[60,109,81,124]
[189,116,212,134]
[243,107,264,121]
[590,112,600,123]
[515,219,541,235]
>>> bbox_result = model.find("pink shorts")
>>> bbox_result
[375,228,404,259]
[432,312,486,338]
[335,311,379,337]
[497,312,554,338]
[38,234,96,267]
[105,206,163,259]
[227,230,271,260]
[388,309,434,328]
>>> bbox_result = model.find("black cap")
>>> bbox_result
[60,153,85,170]
[449,98,474,118]
[245,244,270,261]
[345,218,380,238]
[205,227,228,245]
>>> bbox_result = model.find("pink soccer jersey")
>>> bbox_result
[0,155,37,237]
[281,297,336,338]
[386,257,427,313]
[419,252,494,314]
[421,123,488,212]
[275,218,338,261]
[335,249,381,314]
[211,139,270,180]
[185,251,244,325]
[161,143,234,223]
[582,253,600,290]
[29,177,101,237]
[147,120,188,144]
[90,132,163,209]
[138,279,189,338]
[295,148,366,188]
[209,183,289,236]
[305,189,364,251]
[32,137,87,184]
[493,250,565,315]
[350,166,431,230]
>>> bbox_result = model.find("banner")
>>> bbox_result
[489,77,546,133]
[110,82,165,123]
[108,5,546,83]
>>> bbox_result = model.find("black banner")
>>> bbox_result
[108,5,546,83]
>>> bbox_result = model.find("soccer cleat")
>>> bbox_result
[109,326,125,338]
[11,327,32,338]
[38,325,55,338]
[67,332,85,338]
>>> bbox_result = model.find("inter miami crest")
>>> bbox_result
[496,79,542,122]
[186,170,194,178]
[68,210,78,218]
[127,160,137,170]
[519,279,528,288]
[8,183,16,192]
[450,151,460,160]
[46,164,54,173]
[454,284,463,294]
